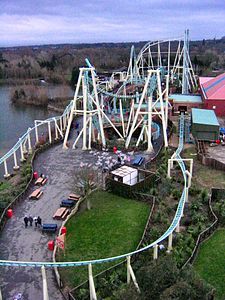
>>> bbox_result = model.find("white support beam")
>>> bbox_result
[165,75,169,127]
[63,68,83,148]
[136,125,145,147]
[48,121,52,144]
[175,222,180,233]
[156,70,168,148]
[88,264,97,300]
[126,99,134,137]
[90,68,106,147]
[185,186,189,203]
[127,255,131,284]
[125,70,152,148]
[35,121,39,144]
[27,129,32,154]
[185,170,192,188]
[90,95,124,139]
[119,99,125,137]
[54,119,59,140]
[20,141,25,162]
[82,76,88,150]
[55,120,63,138]
[13,152,19,171]
[126,256,141,293]
[22,138,28,154]
[41,266,49,300]
[88,115,92,150]
[3,160,10,178]
[63,115,67,130]
[153,244,158,260]
[167,159,172,178]
[147,95,153,153]
[167,232,173,252]
[59,117,63,134]
[72,118,90,149]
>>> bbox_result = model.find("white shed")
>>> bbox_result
[111,166,138,186]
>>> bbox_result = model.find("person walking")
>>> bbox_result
[33,216,38,227]
[24,216,28,228]
[37,216,42,227]
[28,216,33,226]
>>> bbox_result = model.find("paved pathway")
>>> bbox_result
[0,140,104,299]
[0,128,162,299]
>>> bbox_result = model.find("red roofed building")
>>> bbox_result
[199,72,225,117]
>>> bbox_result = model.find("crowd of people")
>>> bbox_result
[23,215,42,228]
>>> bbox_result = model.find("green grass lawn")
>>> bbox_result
[194,229,225,300]
[58,190,150,287]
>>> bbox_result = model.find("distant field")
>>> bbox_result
[58,190,150,287]
[194,229,225,300]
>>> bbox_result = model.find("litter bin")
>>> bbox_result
[61,226,67,235]
[7,209,13,218]
[33,171,38,179]
[113,146,117,154]
[48,240,54,251]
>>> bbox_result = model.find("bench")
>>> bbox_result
[42,223,57,233]
[68,193,81,201]
[132,155,145,166]
[60,199,75,208]
[53,207,69,220]
[29,188,43,199]
[35,177,48,186]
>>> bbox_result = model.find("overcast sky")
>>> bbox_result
[1,0,225,47]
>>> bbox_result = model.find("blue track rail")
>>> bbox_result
[0,114,187,268]
[0,101,73,166]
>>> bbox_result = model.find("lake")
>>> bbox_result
[0,85,73,158]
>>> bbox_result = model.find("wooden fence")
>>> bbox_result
[182,193,218,268]
[197,140,225,172]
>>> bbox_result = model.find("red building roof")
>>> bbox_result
[200,72,225,100]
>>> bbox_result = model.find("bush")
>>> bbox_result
[213,200,225,225]
[189,186,201,197]
[135,256,179,299]
[200,189,208,204]
[160,281,192,300]
[172,189,181,200]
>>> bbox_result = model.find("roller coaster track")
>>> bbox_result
[0,101,73,166]
[0,114,187,268]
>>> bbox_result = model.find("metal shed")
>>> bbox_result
[191,108,219,141]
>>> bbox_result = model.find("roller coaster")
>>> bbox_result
[0,113,191,300]
[0,31,194,299]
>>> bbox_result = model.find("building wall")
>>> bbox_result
[171,102,202,114]
[203,100,225,117]
[192,123,219,141]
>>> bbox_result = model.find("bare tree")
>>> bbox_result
[72,164,99,210]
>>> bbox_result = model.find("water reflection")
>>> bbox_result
[0,85,72,157]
